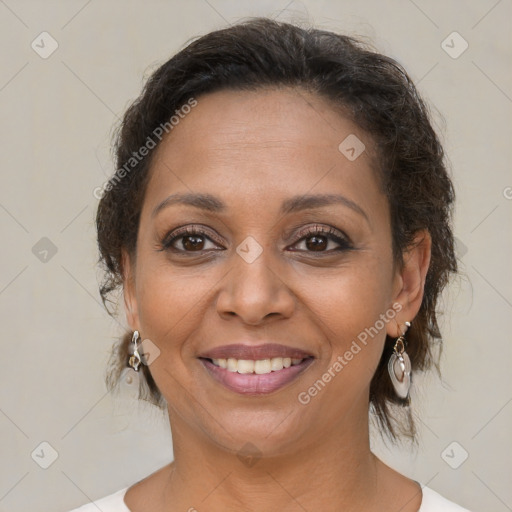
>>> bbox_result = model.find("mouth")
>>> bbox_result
[198,343,315,395]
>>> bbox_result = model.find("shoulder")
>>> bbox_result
[420,486,472,511]
[67,487,130,512]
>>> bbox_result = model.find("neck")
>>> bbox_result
[160,402,383,511]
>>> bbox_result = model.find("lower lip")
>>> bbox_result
[200,358,314,395]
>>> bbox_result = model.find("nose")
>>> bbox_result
[216,244,295,326]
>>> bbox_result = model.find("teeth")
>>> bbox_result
[271,357,283,371]
[237,360,254,374]
[211,356,305,374]
[254,359,271,374]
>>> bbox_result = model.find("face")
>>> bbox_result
[123,88,428,456]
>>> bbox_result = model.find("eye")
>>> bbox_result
[289,224,352,253]
[160,226,224,253]
[160,224,352,255]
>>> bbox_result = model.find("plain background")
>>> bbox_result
[0,1,511,511]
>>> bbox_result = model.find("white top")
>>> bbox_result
[68,484,472,511]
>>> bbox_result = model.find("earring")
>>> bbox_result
[388,321,412,399]
[128,330,142,371]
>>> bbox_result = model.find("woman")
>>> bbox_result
[71,17,470,511]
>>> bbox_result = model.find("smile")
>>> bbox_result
[199,355,314,395]
[211,356,305,374]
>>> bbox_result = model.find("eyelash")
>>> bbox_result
[160,224,352,254]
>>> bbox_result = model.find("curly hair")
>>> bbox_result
[96,17,457,441]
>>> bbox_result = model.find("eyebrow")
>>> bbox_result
[152,193,225,218]
[152,192,369,222]
[280,193,369,222]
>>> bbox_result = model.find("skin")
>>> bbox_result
[121,87,432,511]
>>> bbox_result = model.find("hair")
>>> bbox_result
[96,17,457,441]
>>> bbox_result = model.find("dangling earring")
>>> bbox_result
[388,321,412,399]
[128,330,142,371]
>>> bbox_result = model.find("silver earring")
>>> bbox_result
[388,321,411,399]
[128,330,142,371]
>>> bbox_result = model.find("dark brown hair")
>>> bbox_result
[97,17,457,441]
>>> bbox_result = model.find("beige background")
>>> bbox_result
[0,1,511,511]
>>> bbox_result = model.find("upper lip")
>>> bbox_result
[198,343,314,360]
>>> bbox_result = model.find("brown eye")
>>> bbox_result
[290,225,352,253]
[304,234,329,251]
[181,234,206,251]
[162,226,223,253]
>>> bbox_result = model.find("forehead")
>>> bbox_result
[142,87,385,221]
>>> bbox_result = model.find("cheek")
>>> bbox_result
[307,251,394,329]
[137,273,194,333]
[133,265,206,401]
[308,252,395,376]
[134,255,221,360]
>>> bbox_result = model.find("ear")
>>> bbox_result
[121,248,139,331]
[387,229,432,337]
